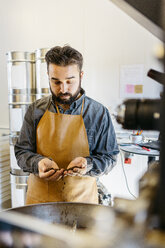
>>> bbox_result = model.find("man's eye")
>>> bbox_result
[66,80,73,84]
[54,81,61,85]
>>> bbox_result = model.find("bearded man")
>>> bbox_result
[15,45,119,204]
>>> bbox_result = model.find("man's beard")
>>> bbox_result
[50,80,81,105]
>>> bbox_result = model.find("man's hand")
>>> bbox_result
[38,158,64,181]
[64,157,87,177]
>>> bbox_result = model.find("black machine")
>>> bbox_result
[113,0,165,230]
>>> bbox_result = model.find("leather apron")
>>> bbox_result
[26,99,98,204]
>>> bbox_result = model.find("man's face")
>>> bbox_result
[48,63,83,104]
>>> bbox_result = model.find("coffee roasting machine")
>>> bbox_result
[0,1,165,247]
[112,0,165,231]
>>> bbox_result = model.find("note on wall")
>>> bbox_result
[120,64,144,98]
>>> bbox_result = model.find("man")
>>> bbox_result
[15,45,119,204]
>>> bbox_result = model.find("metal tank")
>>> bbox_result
[6,49,51,208]
[6,51,36,101]
[6,51,35,207]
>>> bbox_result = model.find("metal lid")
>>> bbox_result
[8,94,36,104]
[35,48,49,60]
[6,51,35,62]
[10,169,29,177]
[36,88,50,94]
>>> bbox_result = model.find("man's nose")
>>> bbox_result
[60,83,68,93]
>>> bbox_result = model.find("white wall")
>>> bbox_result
[0,0,162,200]
[0,0,163,128]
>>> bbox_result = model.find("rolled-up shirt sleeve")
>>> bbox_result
[14,104,45,174]
[85,108,119,177]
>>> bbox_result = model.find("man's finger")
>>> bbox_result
[73,167,86,174]
[67,172,78,177]
[40,169,56,178]
[46,169,64,181]
[66,169,84,177]
[44,163,58,172]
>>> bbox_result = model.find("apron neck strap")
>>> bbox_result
[55,98,85,115]
[81,98,84,115]
[55,103,60,114]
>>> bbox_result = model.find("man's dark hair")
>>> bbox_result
[45,45,83,72]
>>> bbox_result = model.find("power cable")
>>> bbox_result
[120,150,137,199]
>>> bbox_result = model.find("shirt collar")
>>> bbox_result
[70,88,85,109]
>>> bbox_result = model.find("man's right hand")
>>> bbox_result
[38,158,64,181]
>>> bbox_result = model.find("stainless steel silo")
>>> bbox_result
[7,48,51,207]
[7,51,36,99]
[6,51,35,208]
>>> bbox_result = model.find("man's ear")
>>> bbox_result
[47,64,49,75]
[80,71,84,80]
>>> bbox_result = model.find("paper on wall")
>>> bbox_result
[120,64,144,98]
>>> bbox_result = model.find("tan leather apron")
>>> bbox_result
[26,99,98,204]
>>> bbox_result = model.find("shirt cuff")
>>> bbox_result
[85,156,93,173]
[32,155,46,174]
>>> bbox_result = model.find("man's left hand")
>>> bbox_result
[64,157,87,177]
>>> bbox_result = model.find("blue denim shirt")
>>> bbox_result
[15,89,119,177]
